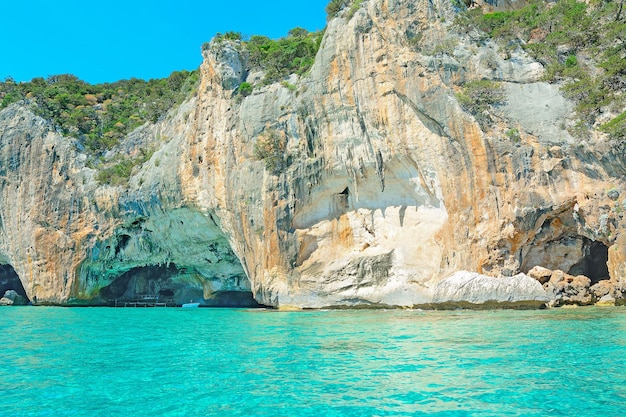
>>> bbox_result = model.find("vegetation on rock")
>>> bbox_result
[600,111,626,141]
[245,28,323,84]
[96,148,155,186]
[253,129,288,174]
[0,71,199,154]
[456,80,506,128]
[455,0,626,140]
[238,81,253,97]
[325,0,363,21]
[209,27,323,90]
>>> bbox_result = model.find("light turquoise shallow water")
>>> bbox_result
[0,307,624,416]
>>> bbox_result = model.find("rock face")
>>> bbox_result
[431,271,549,308]
[0,0,625,308]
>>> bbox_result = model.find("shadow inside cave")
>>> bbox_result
[0,264,30,303]
[99,264,263,307]
[568,239,610,284]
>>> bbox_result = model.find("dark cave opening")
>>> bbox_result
[568,239,610,284]
[159,289,175,298]
[115,234,132,256]
[0,264,30,302]
[99,264,263,307]
[100,264,180,300]
[204,291,262,307]
[332,186,350,215]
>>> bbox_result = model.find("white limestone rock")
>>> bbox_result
[432,271,550,308]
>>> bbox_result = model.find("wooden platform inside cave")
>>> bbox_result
[108,298,177,307]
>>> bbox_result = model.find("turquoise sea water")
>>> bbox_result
[1,307,624,417]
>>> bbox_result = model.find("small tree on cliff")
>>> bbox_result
[253,130,287,175]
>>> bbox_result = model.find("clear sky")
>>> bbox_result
[1,0,329,84]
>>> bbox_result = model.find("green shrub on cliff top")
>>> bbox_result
[212,27,322,90]
[0,70,199,154]
[326,0,350,21]
[325,0,362,21]
[244,28,323,85]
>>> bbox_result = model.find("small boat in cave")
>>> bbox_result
[181,301,200,308]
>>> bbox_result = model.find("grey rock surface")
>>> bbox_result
[0,290,28,306]
[205,40,248,90]
[500,82,574,144]
[432,271,550,308]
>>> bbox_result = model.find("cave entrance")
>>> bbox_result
[0,264,30,303]
[568,239,610,285]
[99,264,264,308]
[99,264,180,301]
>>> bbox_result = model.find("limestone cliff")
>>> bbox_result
[0,0,624,308]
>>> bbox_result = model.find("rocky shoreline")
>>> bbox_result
[2,269,623,309]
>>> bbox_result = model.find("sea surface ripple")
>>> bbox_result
[1,307,624,416]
